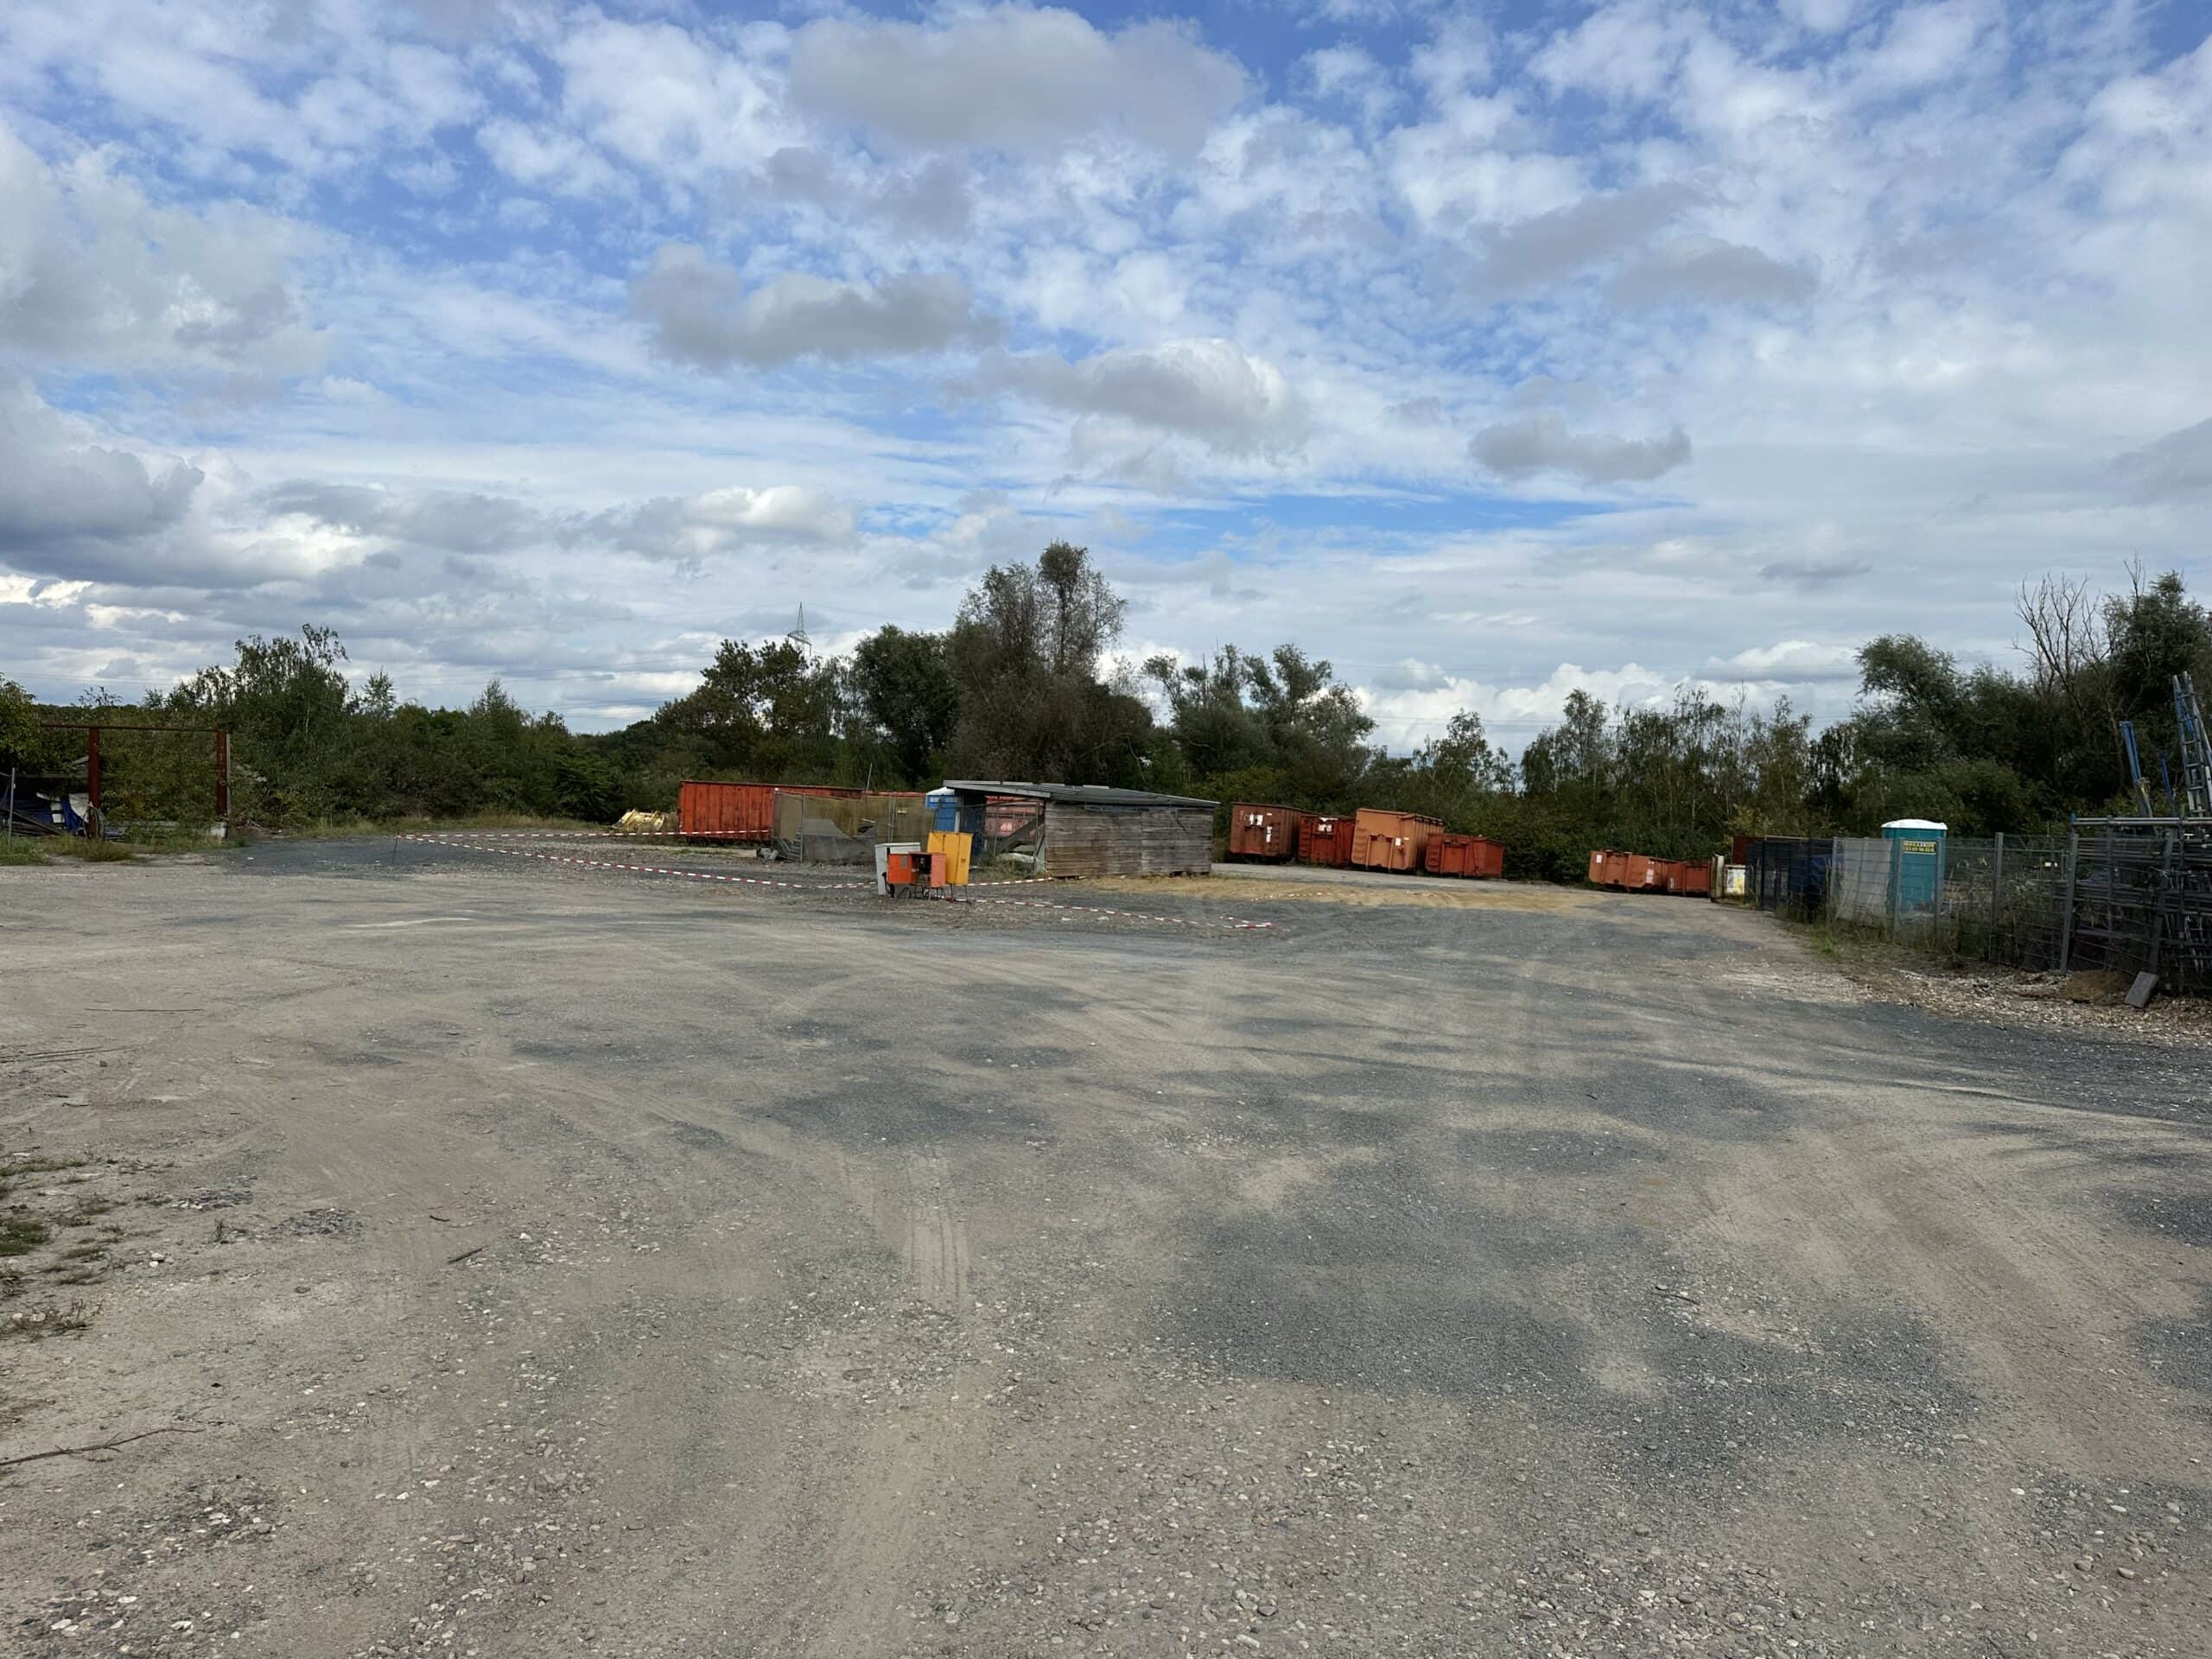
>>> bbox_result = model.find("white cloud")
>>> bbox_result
[1473,184,1694,295]
[554,17,795,182]
[476,118,623,198]
[1471,412,1693,485]
[0,116,321,378]
[1388,96,1582,225]
[682,486,853,543]
[1361,662,1688,740]
[632,245,994,369]
[976,340,1309,457]
[569,485,858,564]
[1706,640,1862,678]
[1861,2,1991,93]
[1606,237,1816,307]
[789,5,1245,154]
[0,380,360,588]
[0,381,200,554]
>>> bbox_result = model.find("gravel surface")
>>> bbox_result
[2,839,2207,1657]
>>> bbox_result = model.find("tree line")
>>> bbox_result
[3,550,2206,881]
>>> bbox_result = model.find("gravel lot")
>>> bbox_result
[3,838,2207,1658]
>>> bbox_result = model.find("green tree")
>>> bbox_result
[0,676,41,770]
[654,635,843,779]
[849,626,959,785]
[946,543,1150,782]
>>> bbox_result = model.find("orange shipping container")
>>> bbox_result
[1426,831,1503,879]
[1467,836,1506,879]
[1299,814,1356,867]
[1427,833,1471,878]
[1674,859,1713,897]
[1227,802,1302,861]
[678,779,875,842]
[1351,809,1441,873]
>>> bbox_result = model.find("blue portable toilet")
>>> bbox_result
[925,788,960,834]
[1882,818,1947,916]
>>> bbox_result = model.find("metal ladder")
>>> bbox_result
[2178,672,2212,819]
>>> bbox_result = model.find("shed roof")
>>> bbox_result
[941,780,1217,810]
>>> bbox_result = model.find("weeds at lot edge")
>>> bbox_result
[3,824,238,862]
[276,811,611,840]
[1789,917,1923,971]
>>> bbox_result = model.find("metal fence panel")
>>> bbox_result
[1745,827,2208,995]
[1830,838,1893,927]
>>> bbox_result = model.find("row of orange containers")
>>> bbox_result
[1586,849,1713,896]
[1230,804,1504,880]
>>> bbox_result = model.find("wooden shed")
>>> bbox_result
[941,782,1217,878]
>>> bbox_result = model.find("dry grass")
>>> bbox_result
[3,1298,94,1340]
[276,811,607,840]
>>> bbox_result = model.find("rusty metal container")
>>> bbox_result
[1299,813,1356,866]
[1673,858,1713,897]
[1426,833,1470,878]
[1427,832,1500,878]
[1590,849,1634,888]
[1351,809,1440,873]
[678,779,868,842]
[1227,802,1302,861]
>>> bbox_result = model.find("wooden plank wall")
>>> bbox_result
[1039,804,1212,877]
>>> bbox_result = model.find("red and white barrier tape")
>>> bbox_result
[416,829,755,841]
[944,890,1274,931]
[400,835,871,892]
[403,834,1274,931]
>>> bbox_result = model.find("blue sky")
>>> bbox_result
[3,1,2209,748]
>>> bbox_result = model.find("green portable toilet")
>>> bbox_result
[1882,818,1947,916]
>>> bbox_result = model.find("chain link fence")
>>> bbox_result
[1747,828,2211,995]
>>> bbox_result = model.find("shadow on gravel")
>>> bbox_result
[759,1084,1043,1147]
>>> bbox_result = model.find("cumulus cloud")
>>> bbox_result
[1360,661,1688,740]
[0,382,355,589]
[2113,416,2212,499]
[0,117,321,378]
[553,17,795,181]
[260,483,549,556]
[1706,639,1862,678]
[1470,411,1692,484]
[632,245,994,370]
[976,340,1308,456]
[1606,237,1816,306]
[0,392,203,557]
[580,487,855,561]
[789,6,1245,154]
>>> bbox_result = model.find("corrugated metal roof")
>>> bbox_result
[940,780,1218,809]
